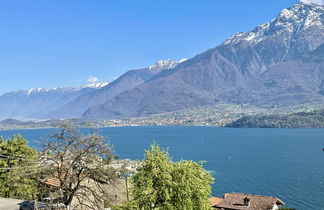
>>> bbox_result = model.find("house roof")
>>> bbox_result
[44,177,61,188]
[213,193,285,210]
[210,196,223,207]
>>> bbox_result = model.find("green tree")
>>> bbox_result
[171,160,214,209]
[0,135,38,199]
[129,143,214,210]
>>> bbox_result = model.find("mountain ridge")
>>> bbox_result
[83,2,324,120]
[0,59,186,120]
[43,58,187,119]
[0,83,106,120]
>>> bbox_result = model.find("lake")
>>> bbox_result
[0,126,323,209]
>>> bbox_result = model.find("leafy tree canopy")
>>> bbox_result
[0,134,38,199]
[129,143,214,210]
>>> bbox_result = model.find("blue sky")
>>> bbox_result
[0,0,298,94]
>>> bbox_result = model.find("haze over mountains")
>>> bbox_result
[0,83,108,119]
[83,1,324,119]
[0,59,186,119]
[1,1,323,121]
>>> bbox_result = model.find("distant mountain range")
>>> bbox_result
[0,59,186,120]
[44,59,187,119]
[0,82,108,119]
[0,1,323,121]
[83,1,324,120]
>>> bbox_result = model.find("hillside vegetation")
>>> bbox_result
[227,109,324,128]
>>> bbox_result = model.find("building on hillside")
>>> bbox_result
[210,193,285,210]
[43,176,128,210]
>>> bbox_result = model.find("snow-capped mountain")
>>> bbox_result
[83,2,324,120]
[0,83,108,119]
[84,82,109,88]
[149,59,188,71]
[0,58,185,120]
[18,82,109,96]
[225,2,323,46]
[2,1,323,121]
[300,0,324,6]
[34,58,186,119]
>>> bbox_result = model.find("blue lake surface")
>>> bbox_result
[0,126,323,209]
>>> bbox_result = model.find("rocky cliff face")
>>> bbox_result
[83,2,324,120]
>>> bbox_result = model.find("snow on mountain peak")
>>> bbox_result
[25,87,77,95]
[224,2,324,45]
[149,58,188,71]
[300,0,324,6]
[27,88,44,94]
[84,82,109,88]
[223,22,270,45]
[24,82,109,95]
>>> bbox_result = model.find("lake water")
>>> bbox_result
[0,126,323,209]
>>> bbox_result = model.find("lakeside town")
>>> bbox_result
[0,127,291,209]
[1,103,322,131]
[0,0,323,208]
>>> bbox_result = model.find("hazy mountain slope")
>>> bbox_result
[0,84,107,119]
[44,59,187,119]
[83,2,324,120]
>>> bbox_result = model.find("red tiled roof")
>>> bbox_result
[213,193,285,210]
[210,197,223,207]
[44,177,60,187]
